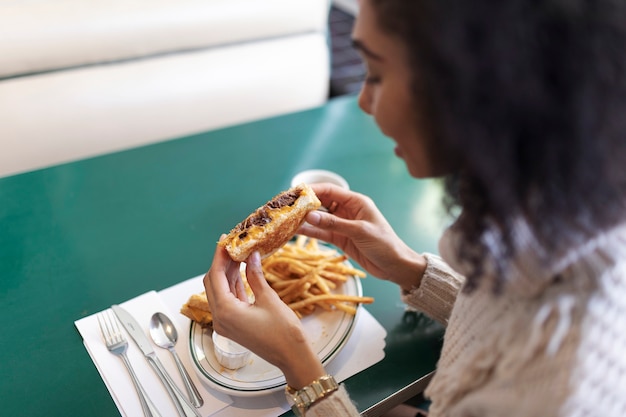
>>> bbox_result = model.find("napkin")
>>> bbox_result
[75,275,387,417]
[75,288,232,417]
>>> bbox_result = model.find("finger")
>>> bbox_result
[234,270,248,303]
[225,257,241,279]
[204,242,236,306]
[309,183,351,207]
[298,222,335,243]
[245,251,276,302]
[226,260,240,294]
[217,233,247,301]
[305,210,362,235]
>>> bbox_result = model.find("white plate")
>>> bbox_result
[188,258,363,397]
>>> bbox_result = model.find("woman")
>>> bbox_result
[204,0,626,415]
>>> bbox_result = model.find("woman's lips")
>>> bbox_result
[394,146,403,158]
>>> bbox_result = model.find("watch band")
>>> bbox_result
[285,374,339,416]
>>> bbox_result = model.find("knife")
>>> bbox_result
[112,305,202,417]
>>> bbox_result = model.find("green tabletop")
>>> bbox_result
[0,95,447,417]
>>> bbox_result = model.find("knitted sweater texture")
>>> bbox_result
[307,223,626,416]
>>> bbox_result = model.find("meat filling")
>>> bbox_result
[236,189,302,240]
[267,191,299,209]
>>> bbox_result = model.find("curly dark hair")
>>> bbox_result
[370,0,626,291]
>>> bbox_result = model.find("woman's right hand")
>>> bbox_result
[300,183,427,291]
[204,244,326,390]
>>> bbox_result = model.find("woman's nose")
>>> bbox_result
[357,84,372,115]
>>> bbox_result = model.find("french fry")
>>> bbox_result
[181,237,374,325]
[261,237,374,317]
[287,294,375,311]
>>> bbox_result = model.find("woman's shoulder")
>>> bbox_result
[438,219,626,298]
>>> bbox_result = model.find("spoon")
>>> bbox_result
[149,312,204,408]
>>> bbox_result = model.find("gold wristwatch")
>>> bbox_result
[285,374,339,417]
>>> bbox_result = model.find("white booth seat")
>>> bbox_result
[0,0,331,178]
[0,0,329,78]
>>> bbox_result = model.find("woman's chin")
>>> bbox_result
[406,160,432,178]
[394,147,430,178]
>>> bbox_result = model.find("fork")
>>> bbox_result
[98,310,162,417]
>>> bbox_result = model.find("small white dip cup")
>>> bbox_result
[290,169,350,190]
[212,331,251,370]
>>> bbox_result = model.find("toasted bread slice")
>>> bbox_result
[180,292,213,327]
[219,183,321,262]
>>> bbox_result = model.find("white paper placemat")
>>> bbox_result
[75,275,387,417]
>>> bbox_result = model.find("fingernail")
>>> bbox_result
[307,211,322,225]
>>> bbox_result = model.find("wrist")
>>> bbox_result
[274,325,326,389]
[285,374,339,417]
[282,347,326,390]
[397,252,428,293]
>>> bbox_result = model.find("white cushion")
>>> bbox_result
[0,33,330,177]
[0,0,330,77]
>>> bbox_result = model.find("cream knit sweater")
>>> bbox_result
[306,222,626,416]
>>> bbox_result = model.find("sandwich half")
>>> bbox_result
[219,183,321,261]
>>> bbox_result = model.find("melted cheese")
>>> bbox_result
[229,186,314,249]
[233,194,303,246]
